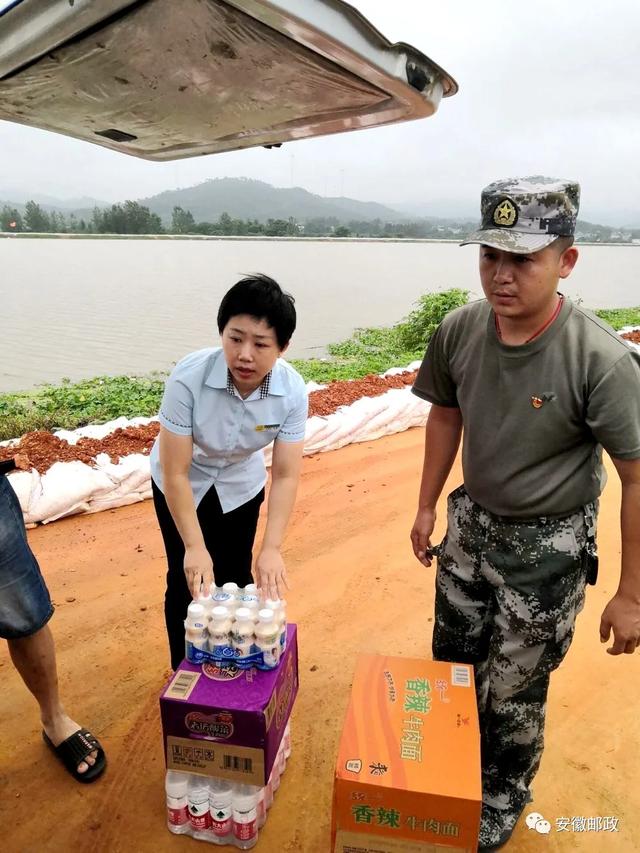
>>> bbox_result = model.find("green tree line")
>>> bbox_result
[0,201,468,238]
[0,201,302,237]
[2,200,639,242]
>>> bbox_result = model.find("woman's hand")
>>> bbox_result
[255,546,289,602]
[184,545,213,599]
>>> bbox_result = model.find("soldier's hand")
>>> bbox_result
[410,507,436,567]
[599,593,640,655]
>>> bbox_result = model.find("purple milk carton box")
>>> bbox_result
[160,624,298,787]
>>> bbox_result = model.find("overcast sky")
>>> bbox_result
[1,0,639,224]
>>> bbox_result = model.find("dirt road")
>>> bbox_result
[0,428,637,852]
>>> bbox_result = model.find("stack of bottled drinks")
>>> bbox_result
[166,722,292,848]
[184,582,287,670]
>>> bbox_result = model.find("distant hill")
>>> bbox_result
[0,190,108,213]
[137,177,407,224]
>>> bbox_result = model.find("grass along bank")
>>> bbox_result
[1,299,639,443]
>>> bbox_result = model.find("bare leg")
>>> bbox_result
[8,623,97,773]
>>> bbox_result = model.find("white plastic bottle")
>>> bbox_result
[208,606,233,655]
[242,583,260,606]
[185,602,208,653]
[243,598,261,623]
[208,777,234,845]
[222,582,240,613]
[270,756,281,794]
[263,598,280,617]
[255,609,280,669]
[256,786,267,829]
[232,784,259,849]
[197,590,214,619]
[277,738,286,776]
[278,597,287,650]
[188,776,211,834]
[264,598,287,650]
[186,602,207,630]
[165,770,190,834]
[212,586,233,608]
[232,607,256,661]
[264,773,274,811]
[283,720,292,759]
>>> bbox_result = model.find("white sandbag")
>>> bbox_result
[300,387,430,454]
[381,361,422,377]
[94,452,151,495]
[5,469,41,515]
[302,415,346,454]
[25,461,117,525]
[302,415,335,446]
[54,415,158,444]
[86,492,149,513]
[349,389,416,442]
[306,402,377,451]
[306,404,379,453]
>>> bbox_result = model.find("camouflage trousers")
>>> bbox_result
[432,485,597,833]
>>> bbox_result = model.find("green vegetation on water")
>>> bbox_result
[0,375,167,444]
[290,289,469,382]
[1,297,638,442]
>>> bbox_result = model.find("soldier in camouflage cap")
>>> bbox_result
[409,177,640,851]
[461,175,580,254]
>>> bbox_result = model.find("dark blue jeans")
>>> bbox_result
[0,475,53,639]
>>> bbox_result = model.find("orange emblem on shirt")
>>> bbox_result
[531,396,543,409]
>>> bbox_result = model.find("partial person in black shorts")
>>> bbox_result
[0,455,106,783]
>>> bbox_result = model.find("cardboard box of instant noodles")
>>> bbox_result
[160,624,297,787]
[331,654,481,853]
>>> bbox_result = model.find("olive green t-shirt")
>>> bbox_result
[412,298,640,517]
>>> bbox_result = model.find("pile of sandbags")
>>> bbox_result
[7,375,430,525]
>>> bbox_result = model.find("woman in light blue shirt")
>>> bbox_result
[150,275,308,668]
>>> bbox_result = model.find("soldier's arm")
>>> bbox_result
[599,456,640,655]
[410,404,463,567]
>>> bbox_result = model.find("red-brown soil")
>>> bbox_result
[621,330,640,344]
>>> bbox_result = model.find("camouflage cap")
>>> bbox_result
[460,176,580,254]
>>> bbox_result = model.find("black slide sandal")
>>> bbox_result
[42,728,106,783]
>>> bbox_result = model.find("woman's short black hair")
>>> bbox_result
[217,274,296,349]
